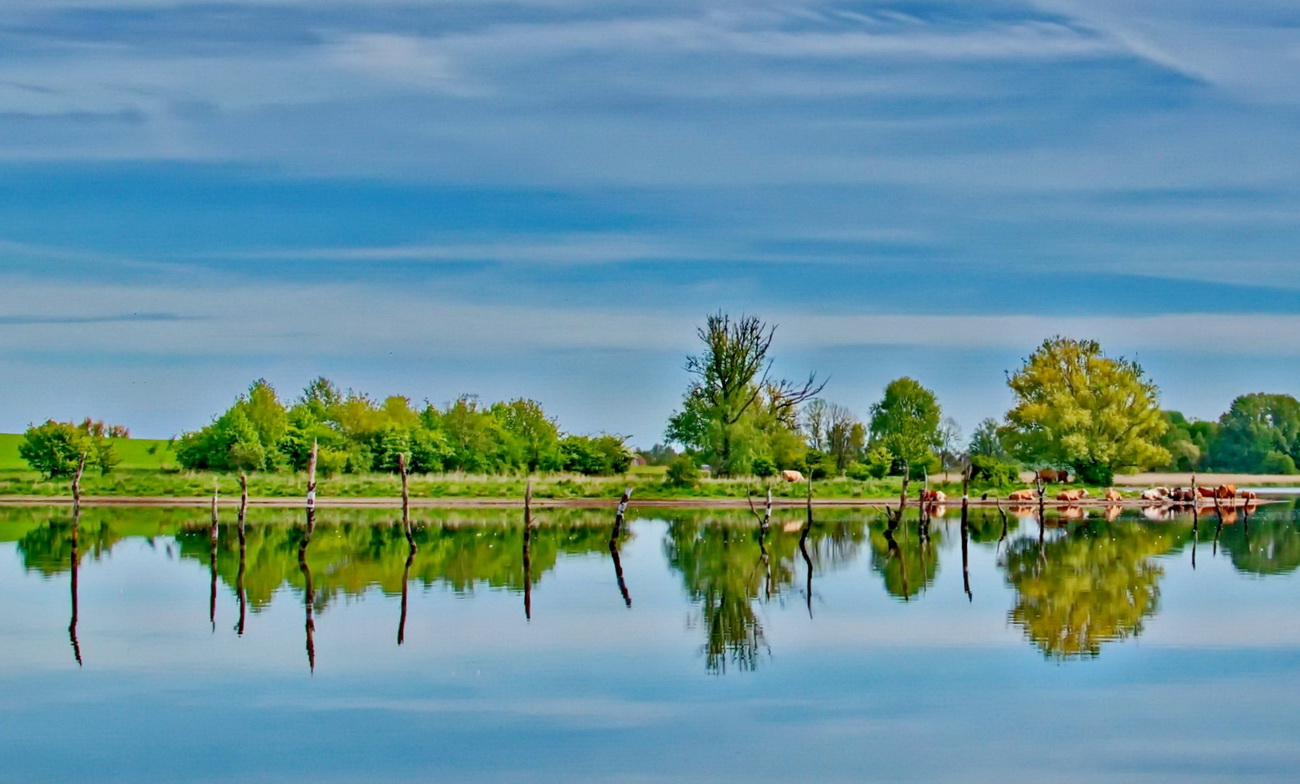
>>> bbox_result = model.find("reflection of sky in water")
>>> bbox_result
[1,505,1299,782]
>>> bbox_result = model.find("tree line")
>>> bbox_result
[16,313,1300,482]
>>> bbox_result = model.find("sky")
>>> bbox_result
[2,0,1300,446]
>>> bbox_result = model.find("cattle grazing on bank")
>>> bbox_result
[1007,489,1037,502]
[1216,483,1238,499]
[1037,468,1070,484]
[1056,488,1089,502]
[1240,490,1258,501]
[780,470,805,483]
[1104,488,1123,503]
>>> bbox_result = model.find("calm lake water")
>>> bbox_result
[3,500,1300,782]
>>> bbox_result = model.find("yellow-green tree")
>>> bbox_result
[1001,337,1168,485]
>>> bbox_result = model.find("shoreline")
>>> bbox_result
[0,495,1281,509]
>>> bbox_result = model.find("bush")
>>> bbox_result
[969,455,1019,488]
[1261,450,1298,475]
[863,447,891,479]
[19,421,95,479]
[751,456,776,478]
[665,455,700,487]
[845,461,873,481]
[1073,461,1115,486]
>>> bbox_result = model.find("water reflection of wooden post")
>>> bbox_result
[799,500,814,618]
[69,505,82,666]
[1212,494,1225,557]
[398,541,415,645]
[960,464,972,602]
[995,498,1010,550]
[236,471,248,635]
[609,486,633,608]
[209,487,219,632]
[523,481,533,620]
[298,538,315,673]
[1190,474,1200,570]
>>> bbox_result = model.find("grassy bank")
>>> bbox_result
[0,467,1008,501]
[0,433,178,471]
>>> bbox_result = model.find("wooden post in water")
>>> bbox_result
[305,439,318,539]
[237,472,248,532]
[960,463,972,602]
[609,486,633,608]
[398,453,414,548]
[71,452,87,515]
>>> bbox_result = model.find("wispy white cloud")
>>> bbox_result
[4,275,1300,358]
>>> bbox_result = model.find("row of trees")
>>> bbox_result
[18,313,1300,482]
[173,378,633,477]
[663,318,1300,484]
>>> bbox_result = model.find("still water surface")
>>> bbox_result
[3,501,1300,782]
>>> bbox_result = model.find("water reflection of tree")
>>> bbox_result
[1221,512,1300,576]
[663,516,865,674]
[1004,522,1181,659]
[17,520,122,576]
[868,514,941,601]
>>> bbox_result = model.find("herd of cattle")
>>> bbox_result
[776,467,1258,508]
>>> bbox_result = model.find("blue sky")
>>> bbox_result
[3,0,1300,446]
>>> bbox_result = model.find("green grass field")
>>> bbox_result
[0,433,178,471]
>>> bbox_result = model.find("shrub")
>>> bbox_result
[1261,450,1298,475]
[19,421,94,479]
[751,456,776,478]
[665,455,700,487]
[969,455,1019,488]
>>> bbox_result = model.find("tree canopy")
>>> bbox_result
[867,377,942,475]
[1209,393,1300,474]
[665,313,822,476]
[1001,337,1168,485]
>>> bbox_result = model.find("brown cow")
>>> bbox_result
[1056,489,1088,502]
[1195,485,1218,499]
[1007,489,1037,502]
[918,489,947,504]
[1168,487,1193,503]
[1103,488,1123,503]
[1037,468,1070,484]
[1240,490,1258,501]
[1216,483,1237,499]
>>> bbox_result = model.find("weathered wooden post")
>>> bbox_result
[398,453,414,549]
[305,439,318,539]
[960,463,972,602]
[71,452,87,514]
[1190,474,1200,569]
[609,486,633,608]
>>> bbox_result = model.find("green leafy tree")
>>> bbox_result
[492,398,562,472]
[867,378,942,475]
[19,421,104,479]
[1210,393,1300,473]
[666,313,822,476]
[968,417,1008,460]
[1001,337,1169,485]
